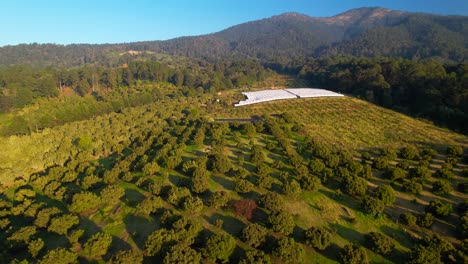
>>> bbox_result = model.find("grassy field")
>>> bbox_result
[212,96,468,151]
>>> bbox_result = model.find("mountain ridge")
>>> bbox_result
[0,7,466,66]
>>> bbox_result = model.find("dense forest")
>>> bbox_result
[0,7,466,67]
[266,57,468,133]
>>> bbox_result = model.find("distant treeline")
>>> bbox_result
[268,57,468,133]
[0,59,266,113]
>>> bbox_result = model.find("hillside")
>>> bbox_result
[0,93,467,263]
[0,7,466,67]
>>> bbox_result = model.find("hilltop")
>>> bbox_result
[0,7,466,66]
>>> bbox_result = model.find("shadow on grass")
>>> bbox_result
[211,175,235,191]
[168,174,190,187]
[123,188,146,207]
[319,242,342,262]
[380,225,414,249]
[204,212,246,237]
[123,214,160,250]
[329,222,365,245]
[292,225,306,243]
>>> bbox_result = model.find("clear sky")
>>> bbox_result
[1,0,467,46]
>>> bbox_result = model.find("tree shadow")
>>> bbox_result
[251,208,269,224]
[380,225,414,249]
[123,188,146,207]
[168,174,189,187]
[329,222,365,244]
[319,242,342,262]
[292,225,306,243]
[204,212,246,237]
[123,214,160,250]
[211,175,235,191]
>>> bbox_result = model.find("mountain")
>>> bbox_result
[0,7,467,66]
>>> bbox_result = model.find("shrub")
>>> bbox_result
[343,176,368,197]
[372,157,389,170]
[361,196,385,216]
[403,180,423,195]
[282,180,302,197]
[260,192,284,212]
[273,238,305,264]
[400,213,417,226]
[409,166,431,180]
[83,232,113,258]
[300,176,321,192]
[304,227,332,250]
[239,250,271,264]
[202,233,236,263]
[235,179,254,193]
[432,180,452,196]
[434,168,454,180]
[181,196,203,214]
[111,249,144,264]
[425,199,453,217]
[365,232,394,255]
[208,191,229,209]
[447,145,463,157]
[417,212,435,228]
[385,167,407,181]
[340,244,369,264]
[268,211,295,235]
[163,244,201,264]
[374,185,396,206]
[241,223,268,248]
[400,146,419,160]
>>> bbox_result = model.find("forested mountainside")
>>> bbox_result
[0,7,467,67]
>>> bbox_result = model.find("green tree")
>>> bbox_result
[241,223,269,248]
[425,199,453,217]
[343,176,368,197]
[417,212,435,228]
[374,185,395,206]
[400,146,419,160]
[39,247,78,264]
[181,196,204,214]
[340,244,369,264]
[305,226,332,250]
[202,232,236,263]
[83,232,113,258]
[400,213,417,226]
[361,196,385,216]
[208,191,229,209]
[273,238,305,264]
[365,232,394,255]
[111,249,144,264]
[48,214,79,235]
[100,185,125,204]
[69,191,101,213]
[282,179,302,198]
[260,192,284,212]
[447,145,463,157]
[239,250,271,264]
[28,238,45,258]
[432,180,452,196]
[163,244,201,264]
[268,211,295,235]
[235,179,254,193]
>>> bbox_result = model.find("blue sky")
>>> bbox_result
[1,0,467,46]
